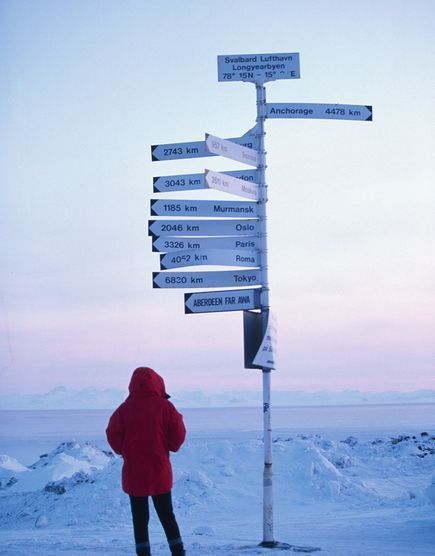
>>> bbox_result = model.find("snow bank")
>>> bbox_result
[426,473,435,508]
[0,454,28,489]
[9,441,113,493]
[0,432,433,533]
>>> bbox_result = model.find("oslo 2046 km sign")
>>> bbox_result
[148,50,372,551]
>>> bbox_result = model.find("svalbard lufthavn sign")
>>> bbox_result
[148,219,259,237]
[151,124,259,162]
[205,134,258,167]
[152,269,261,289]
[204,169,259,200]
[153,169,257,193]
[185,288,261,314]
[218,52,300,83]
[150,199,259,218]
[152,236,259,253]
[160,248,260,270]
[266,103,373,121]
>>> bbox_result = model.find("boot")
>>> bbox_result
[136,540,151,556]
[169,537,185,555]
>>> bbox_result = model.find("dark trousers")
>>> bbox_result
[129,491,181,547]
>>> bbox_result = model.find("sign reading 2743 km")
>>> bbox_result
[218,52,300,83]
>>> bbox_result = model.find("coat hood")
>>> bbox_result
[128,367,170,399]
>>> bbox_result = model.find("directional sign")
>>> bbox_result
[218,52,300,83]
[266,103,373,121]
[185,288,261,314]
[153,169,258,193]
[206,134,258,167]
[152,236,259,253]
[160,249,259,270]
[148,219,259,237]
[151,124,259,162]
[205,169,259,200]
[152,269,261,289]
[150,199,259,218]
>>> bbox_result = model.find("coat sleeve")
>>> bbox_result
[106,407,124,455]
[167,402,186,452]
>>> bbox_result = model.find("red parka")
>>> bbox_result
[106,367,186,496]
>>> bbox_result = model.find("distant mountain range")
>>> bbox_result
[1,386,434,410]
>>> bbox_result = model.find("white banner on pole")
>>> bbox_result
[253,311,277,370]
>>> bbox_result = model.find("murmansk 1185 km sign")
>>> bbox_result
[218,52,300,83]
[150,199,259,218]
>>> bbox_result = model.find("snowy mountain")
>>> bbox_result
[1,386,434,410]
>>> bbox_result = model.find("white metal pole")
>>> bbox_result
[255,83,275,547]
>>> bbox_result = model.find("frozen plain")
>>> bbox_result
[0,404,435,556]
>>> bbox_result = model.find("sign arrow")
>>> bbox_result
[150,199,259,218]
[148,219,259,237]
[204,169,259,200]
[152,236,260,253]
[160,248,260,270]
[151,124,259,162]
[153,169,258,193]
[152,269,261,289]
[266,103,373,121]
[218,52,300,83]
[205,134,258,167]
[185,288,261,314]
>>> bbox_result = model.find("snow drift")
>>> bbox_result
[0,432,434,533]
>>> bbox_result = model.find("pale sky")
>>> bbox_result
[1,0,434,395]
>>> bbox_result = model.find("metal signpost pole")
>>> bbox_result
[255,82,275,547]
[150,51,369,552]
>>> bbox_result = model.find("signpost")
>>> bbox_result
[152,236,259,253]
[150,199,259,218]
[153,169,257,193]
[160,248,259,270]
[151,125,259,162]
[205,169,259,200]
[266,102,373,121]
[205,133,259,167]
[148,219,259,238]
[148,51,372,551]
[218,52,300,83]
[152,269,261,289]
[185,288,261,314]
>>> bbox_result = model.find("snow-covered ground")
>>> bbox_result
[0,407,434,555]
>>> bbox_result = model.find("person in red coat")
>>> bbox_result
[106,367,186,556]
